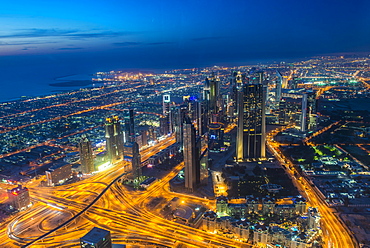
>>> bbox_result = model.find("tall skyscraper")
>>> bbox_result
[79,134,94,174]
[301,91,317,132]
[236,73,266,161]
[124,142,141,179]
[163,94,171,116]
[183,117,200,192]
[130,142,142,180]
[105,116,124,164]
[124,109,135,143]
[276,70,283,105]
[173,105,187,146]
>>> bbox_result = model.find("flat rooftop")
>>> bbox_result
[81,227,110,244]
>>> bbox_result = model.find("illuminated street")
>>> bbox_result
[267,127,358,248]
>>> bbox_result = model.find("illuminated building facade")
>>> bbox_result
[105,116,124,164]
[124,109,135,143]
[7,185,30,211]
[45,163,72,186]
[276,70,283,105]
[208,122,224,152]
[79,135,94,174]
[236,73,266,161]
[183,117,200,191]
[163,94,171,116]
[124,142,141,180]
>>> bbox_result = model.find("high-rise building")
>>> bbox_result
[236,73,266,161]
[301,92,317,132]
[105,116,124,164]
[7,185,30,211]
[183,117,200,191]
[208,123,224,152]
[123,109,135,143]
[79,135,94,174]
[163,94,171,116]
[124,142,142,180]
[276,70,283,105]
[199,134,209,185]
[205,73,221,121]
[173,105,188,146]
[80,227,112,248]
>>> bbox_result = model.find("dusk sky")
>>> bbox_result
[1,0,370,99]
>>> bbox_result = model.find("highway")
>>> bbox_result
[0,137,251,248]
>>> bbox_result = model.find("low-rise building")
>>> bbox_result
[45,162,72,186]
[7,185,30,211]
[80,227,112,248]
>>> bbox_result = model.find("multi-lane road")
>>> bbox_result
[0,137,251,248]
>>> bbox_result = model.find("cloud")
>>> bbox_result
[191,36,225,42]
[0,28,135,40]
[147,42,175,45]
[112,41,141,46]
[56,47,84,50]
[0,41,57,46]
[21,46,37,50]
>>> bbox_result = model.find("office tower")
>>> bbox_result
[80,227,112,248]
[278,99,287,125]
[276,70,283,104]
[300,94,308,132]
[173,105,187,146]
[124,109,135,143]
[236,73,266,161]
[208,123,224,152]
[160,116,170,136]
[301,92,317,132]
[79,135,94,174]
[105,116,124,164]
[124,142,142,180]
[183,117,200,191]
[132,142,141,179]
[7,185,30,211]
[209,73,220,113]
[199,134,209,185]
[163,94,171,116]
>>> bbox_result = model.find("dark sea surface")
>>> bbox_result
[0,54,296,102]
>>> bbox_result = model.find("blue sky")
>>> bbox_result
[1,0,370,71]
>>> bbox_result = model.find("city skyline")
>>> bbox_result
[0,56,368,247]
[0,1,370,247]
[1,1,370,103]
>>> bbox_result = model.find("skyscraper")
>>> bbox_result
[79,134,94,174]
[124,142,142,180]
[276,70,283,105]
[132,142,141,179]
[236,73,266,161]
[124,109,135,143]
[183,117,200,191]
[301,91,317,132]
[105,116,124,164]
[163,94,171,116]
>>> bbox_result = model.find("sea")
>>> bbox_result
[0,55,295,103]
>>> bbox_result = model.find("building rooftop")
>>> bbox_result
[81,227,110,244]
